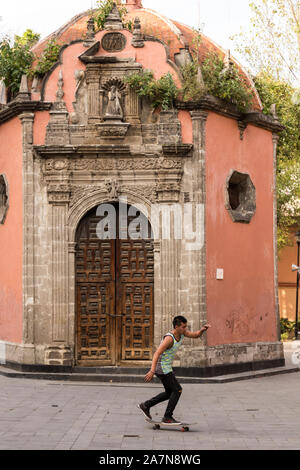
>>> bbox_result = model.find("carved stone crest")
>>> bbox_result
[102,32,126,51]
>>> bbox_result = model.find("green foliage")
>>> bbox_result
[254,72,300,160]
[0,29,40,98]
[180,61,206,102]
[277,158,300,251]
[231,0,300,85]
[31,38,62,78]
[280,318,300,340]
[201,52,253,112]
[93,0,132,31]
[254,72,300,251]
[125,70,179,110]
[15,29,40,48]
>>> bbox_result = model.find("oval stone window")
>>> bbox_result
[0,174,9,224]
[225,170,256,223]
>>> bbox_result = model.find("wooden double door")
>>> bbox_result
[75,203,154,366]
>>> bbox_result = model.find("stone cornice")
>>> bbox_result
[176,95,285,133]
[33,143,193,158]
[242,112,284,134]
[0,101,52,125]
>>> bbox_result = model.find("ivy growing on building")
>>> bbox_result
[125,70,179,110]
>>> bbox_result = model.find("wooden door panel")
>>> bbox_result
[120,283,154,361]
[76,208,115,365]
[117,232,154,361]
[76,282,114,363]
[118,239,154,282]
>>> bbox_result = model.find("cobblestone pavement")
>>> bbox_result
[0,368,300,450]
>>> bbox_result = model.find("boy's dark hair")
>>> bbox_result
[173,315,187,328]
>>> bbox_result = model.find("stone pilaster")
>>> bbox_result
[68,241,77,356]
[19,113,35,360]
[47,186,71,344]
[189,110,208,337]
[190,110,208,203]
[125,87,140,124]
[272,133,281,341]
[86,65,100,125]
[161,237,181,332]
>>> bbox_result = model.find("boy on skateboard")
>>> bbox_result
[138,315,211,425]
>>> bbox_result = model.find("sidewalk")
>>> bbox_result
[0,343,299,450]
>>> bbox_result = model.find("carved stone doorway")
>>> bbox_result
[75,202,154,366]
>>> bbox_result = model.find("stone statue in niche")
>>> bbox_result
[98,78,130,139]
[105,85,123,121]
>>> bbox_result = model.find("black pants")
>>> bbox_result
[144,372,182,418]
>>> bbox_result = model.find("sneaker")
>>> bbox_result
[162,416,182,425]
[137,403,152,421]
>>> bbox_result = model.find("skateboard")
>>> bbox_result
[146,419,196,432]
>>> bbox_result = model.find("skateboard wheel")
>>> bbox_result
[182,426,189,432]
[154,424,160,430]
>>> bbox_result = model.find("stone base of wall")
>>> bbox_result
[0,341,35,365]
[0,341,74,367]
[44,345,73,366]
[178,341,284,370]
[0,341,284,375]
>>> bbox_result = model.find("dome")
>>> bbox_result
[31,0,261,110]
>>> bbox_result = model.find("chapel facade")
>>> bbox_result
[0,0,285,374]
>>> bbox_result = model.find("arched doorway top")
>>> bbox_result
[68,188,157,243]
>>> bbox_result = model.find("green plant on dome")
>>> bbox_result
[179,29,253,112]
[125,70,179,110]
[180,51,253,113]
[93,0,133,31]
[201,52,253,112]
[180,61,206,102]
[31,38,63,78]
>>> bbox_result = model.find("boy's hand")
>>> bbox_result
[144,370,155,382]
[201,323,211,331]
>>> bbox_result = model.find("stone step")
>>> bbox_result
[0,364,299,384]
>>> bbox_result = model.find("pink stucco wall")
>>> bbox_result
[205,113,277,345]
[0,117,23,343]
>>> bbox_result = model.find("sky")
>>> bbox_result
[0,0,253,65]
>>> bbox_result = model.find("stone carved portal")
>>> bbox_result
[75,202,154,366]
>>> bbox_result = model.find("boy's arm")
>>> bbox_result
[144,336,173,382]
[183,323,211,339]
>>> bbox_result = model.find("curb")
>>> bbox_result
[0,365,299,384]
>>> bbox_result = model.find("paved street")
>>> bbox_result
[1,368,300,450]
